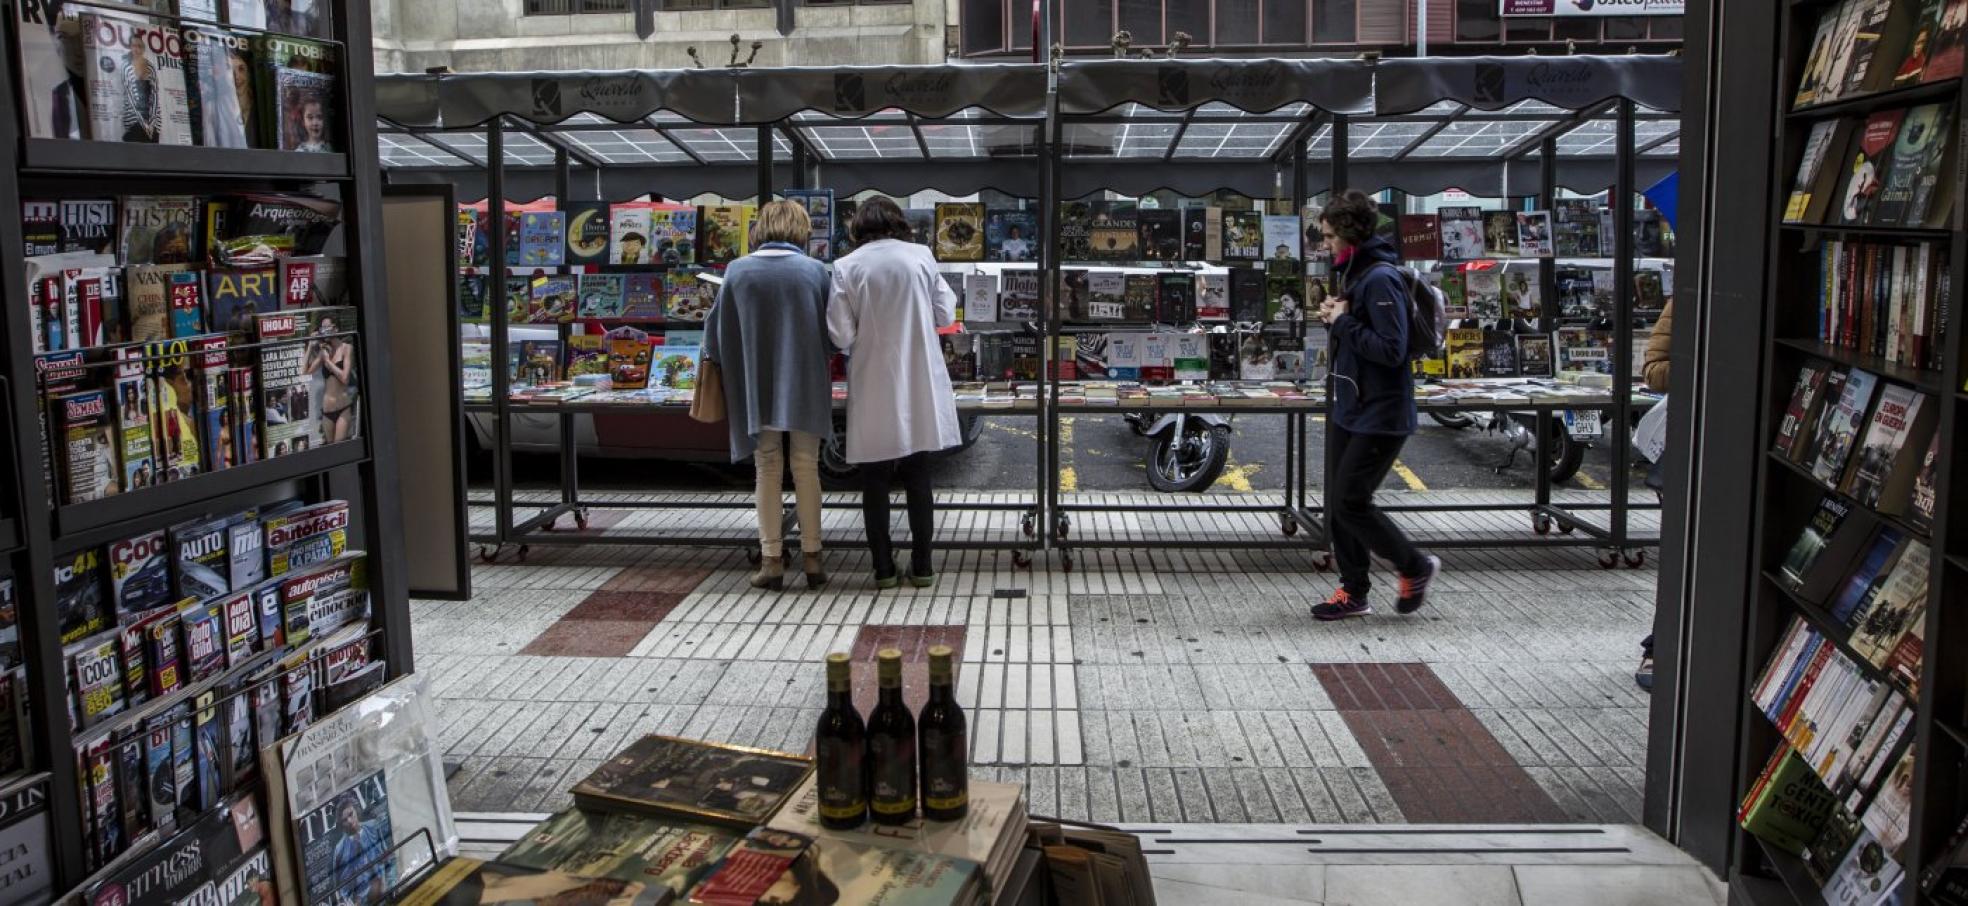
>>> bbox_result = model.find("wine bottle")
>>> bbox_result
[814,652,868,829]
[918,644,968,821]
[867,648,917,825]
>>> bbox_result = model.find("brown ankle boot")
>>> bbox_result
[803,553,828,589]
[750,557,784,591]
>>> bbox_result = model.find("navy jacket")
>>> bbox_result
[1328,236,1417,436]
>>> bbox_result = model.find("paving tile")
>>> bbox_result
[1326,865,1520,906]
[1513,865,1722,906]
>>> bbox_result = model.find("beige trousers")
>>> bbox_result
[755,429,823,558]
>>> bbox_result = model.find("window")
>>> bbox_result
[1313,0,1355,43]
[1552,17,1599,40]
[1167,1,1209,44]
[1455,0,1498,41]
[660,0,767,9]
[962,0,1005,54]
[1264,0,1307,44]
[1602,15,1648,39]
[1217,0,1260,44]
[1648,16,1682,40]
[524,0,632,14]
[1120,0,1164,45]
[1505,16,1549,40]
[1064,0,1114,47]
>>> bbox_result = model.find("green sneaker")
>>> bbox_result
[875,559,900,590]
[909,572,935,589]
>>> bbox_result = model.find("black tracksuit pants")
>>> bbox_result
[1329,423,1426,597]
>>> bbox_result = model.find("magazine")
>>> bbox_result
[497,810,739,895]
[83,10,195,145]
[183,25,255,148]
[571,735,811,827]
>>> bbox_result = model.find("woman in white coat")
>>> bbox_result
[826,196,961,589]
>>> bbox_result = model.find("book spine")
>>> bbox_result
[1774,638,1829,727]
[1754,620,1806,708]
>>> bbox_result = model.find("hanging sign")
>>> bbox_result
[1501,0,1683,15]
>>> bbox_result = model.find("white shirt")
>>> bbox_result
[826,238,961,463]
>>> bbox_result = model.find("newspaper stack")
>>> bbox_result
[766,776,1028,905]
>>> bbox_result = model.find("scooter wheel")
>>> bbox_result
[1558,521,1577,535]
[1315,552,1334,572]
[1281,517,1299,537]
[1624,550,1648,569]
[1598,551,1620,569]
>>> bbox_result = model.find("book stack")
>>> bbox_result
[767,774,1024,905]
[1813,240,1949,370]
[1029,820,1155,906]
[1752,616,1915,817]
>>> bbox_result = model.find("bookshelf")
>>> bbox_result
[1734,0,1968,899]
[0,0,408,893]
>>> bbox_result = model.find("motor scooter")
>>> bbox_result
[1123,410,1234,492]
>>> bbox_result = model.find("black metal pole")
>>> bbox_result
[1539,137,1558,334]
[1290,140,1308,529]
[1046,93,1063,553]
[1610,100,1636,554]
[758,125,774,202]
[489,121,514,545]
[554,147,579,517]
[1322,115,1349,554]
[1037,97,1055,556]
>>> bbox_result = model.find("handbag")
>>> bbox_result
[690,359,727,423]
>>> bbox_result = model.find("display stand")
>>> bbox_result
[377,65,1054,566]
[0,0,410,890]
[1725,3,1967,899]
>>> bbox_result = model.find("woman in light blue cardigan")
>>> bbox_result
[703,200,834,590]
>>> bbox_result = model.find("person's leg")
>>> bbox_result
[752,431,787,588]
[1314,425,1375,620]
[900,452,937,582]
[1338,430,1439,614]
[860,457,900,584]
[788,431,828,587]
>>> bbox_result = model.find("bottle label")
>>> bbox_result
[925,790,969,811]
[816,737,864,819]
[921,727,968,812]
[870,735,916,814]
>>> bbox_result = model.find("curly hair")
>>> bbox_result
[1319,190,1379,246]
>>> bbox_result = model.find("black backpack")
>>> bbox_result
[1392,266,1448,361]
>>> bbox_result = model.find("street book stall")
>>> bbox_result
[374,64,1056,566]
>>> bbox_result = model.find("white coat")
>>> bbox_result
[826,238,961,464]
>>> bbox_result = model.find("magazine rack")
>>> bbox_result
[1719,0,1968,900]
[0,0,410,891]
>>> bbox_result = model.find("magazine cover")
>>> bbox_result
[56,549,110,645]
[255,36,336,152]
[83,10,195,145]
[253,310,320,458]
[298,769,394,906]
[56,390,120,504]
[571,735,811,827]
[1516,211,1555,257]
[397,860,668,906]
[121,196,201,265]
[18,2,88,140]
[183,25,254,148]
[933,203,986,262]
[986,210,1038,262]
[110,529,172,618]
[498,810,739,895]
[109,349,158,492]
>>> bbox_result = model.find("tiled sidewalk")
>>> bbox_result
[423,491,1657,827]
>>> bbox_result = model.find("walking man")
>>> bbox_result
[1312,190,1442,620]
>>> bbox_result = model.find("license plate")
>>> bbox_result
[1564,410,1602,438]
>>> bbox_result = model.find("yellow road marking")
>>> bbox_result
[1391,459,1427,491]
[1214,459,1261,493]
[1059,467,1079,491]
[1574,470,1606,490]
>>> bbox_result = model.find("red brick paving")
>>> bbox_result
[518,591,685,657]
[1313,662,1568,824]
[848,625,968,715]
[600,565,715,594]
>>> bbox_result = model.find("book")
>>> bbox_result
[571,735,811,827]
[932,203,985,262]
[1928,0,1968,81]
[180,25,254,147]
[1123,273,1158,322]
[1264,264,1304,322]
[84,794,266,906]
[1809,369,1879,485]
[684,827,811,905]
[560,201,611,267]
[1229,268,1266,323]
[1480,331,1519,377]
[1398,214,1441,261]
[1088,201,1139,261]
[608,202,656,265]
[83,10,195,145]
[1874,103,1954,228]
[1905,433,1940,532]
[607,328,652,389]
[781,189,834,259]
[1826,528,1905,623]
[1137,209,1182,261]
[1222,211,1263,261]
[398,859,668,906]
[699,205,753,265]
[652,346,701,391]
[256,36,336,152]
[1516,334,1555,378]
[1262,215,1301,261]
[1794,0,1851,107]
[518,211,566,268]
[1836,110,1905,225]
[1158,272,1196,324]
[1464,270,1504,320]
[577,274,628,320]
[1823,826,1903,905]
[1183,206,1221,261]
[1515,211,1554,257]
[904,209,935,248]
[1438,207,1485,261]
[1444,328,1485,379]
[1776,362,1835,461]
[999,270,1040,321]
[985,209,1038,262]
[1057,201,1092,261]
[1553,201,1603,256]
[1840,0,1908,98]
[1844,385,1935,509]
[1482,211,1520,257]
[497,809,740,895]
[1850,539,1928,671]
[1780,496,1867,602]
[962,272,997,323]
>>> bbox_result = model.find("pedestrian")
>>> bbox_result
[703,199,835,591]
[1312,190,1442,620]
[827,196,961,589]
[1633,296,1676,689]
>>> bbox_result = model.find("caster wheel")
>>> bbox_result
[1011,551,1032,569]
[515,545,530,563]
[1598,551,1620,569]
[574,510,591,530]
[1624,550,1647,568]
[1021,514,1037,539]
[1060,553,1075,573]
[746,548,762,566]
[1055,517,1071,540]
[1314,552,1333,572]
[1558,521,1577,535]
[1533,514,1553,536]
[1281,516,1299,537]
[476,546,498,563]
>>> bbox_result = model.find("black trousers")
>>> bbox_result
[1329,423,1426,596]
[861,452,936,575]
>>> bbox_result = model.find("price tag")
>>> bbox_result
[1564,409,1602,438]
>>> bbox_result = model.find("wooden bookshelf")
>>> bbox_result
[1735,0,1968,900]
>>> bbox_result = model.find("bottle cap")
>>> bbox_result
[927,645,953,681]
[877,648,902,685]
[825,652,852,684]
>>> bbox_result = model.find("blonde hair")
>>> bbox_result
[753,199,812,247]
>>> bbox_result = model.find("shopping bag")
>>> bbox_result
[1633,394,1669,464]
[690,359,727,423]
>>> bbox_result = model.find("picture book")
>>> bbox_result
[518,211,566,267]
[663,272,713,321]
[563,202,611,267]
[607,327,652,389]
[781,189,834,259]
[578,274,627,319]
[933,203,986,262]
[1439,207,1485,260]
[82,10,195,145]
[621,273,664,320]
[527,275,577,323]
[570,735,811,827]
[986,209,1038,262]
[1138,209,1182,261]
[514,340,562,386]
[1482,211,1521,257]
[698,205,753,265]
[56,549,109,645]
[121,196,201,265]
[652,346,700,391]
[457,208,485,267]
[609,203,655,265]
[1516,211,1555,257]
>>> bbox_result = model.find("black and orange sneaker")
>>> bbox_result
[1395,555,1441,615]
[1311,588,1371,621]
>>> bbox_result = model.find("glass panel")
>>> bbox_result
[1168,0,1209,44]
[1065,0,1114,47]
[1505,17,1549,40]
[1552,17,1598,40]
[1011,0,1034,50]
[1603,15,1647,39]
[670,128,758,162]
[1218,0,1260,44]
[1264,0,1307,44]
[1313,0,1355,42]
[578,0,627,11]
[1119,0,1163,44]
[1649,16,1682,39]
[377,134,470,167]
[559,129,690,164]
[1455,0,1498,41]
[803,124,924,159]
[961,0,1006,54]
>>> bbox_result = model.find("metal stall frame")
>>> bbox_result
[374,66,1055,565]
[1288,55,1682,567]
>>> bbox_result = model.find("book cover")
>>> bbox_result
[1780,496,1860,595]
[1553,201,1603,256]
[608,203,655,266]
[1158,272,1196,324]
[1851,539,1929,668]
[1845,385,1934,509]
[1261,215,1301,261]
[1822,826,1903,905]
[518,211,566,268]
[1873,103,1950,227]
[1787,120,1854,224]
[1082,271,1124,321]
[172,515,232,602]
[1516,211,1555,257]
[0,580,15,670]
[1229,268,1266,323]
[1927,0,1968,81]
[1180,206,1212,260]
[1398,213,1441,261]
[1138,209,1182,261]
[1172,333,1209,381]
[1481,331,1519,377]
[1481,211,1520,257]
[617,273,663,321]
[56,390,120,504]
[559,201,610,267]
[1809,368,1879,485]
[1840,0,1905,97]
[698,205,753,265]
[932,203,985,262]
[1444,328,1485,379]
[999,270,1040,321]
[1776,363,1832,460]
[17,2,88,141]
[781,189,834,259]
[298,769,395,906]
[1516,334,1555,378]
[121,196,201,265]
[1223,211,1263,261]
[1087,201,1139,261]
[662,272,713,322]
[498,809,739,895]
[1827,527,1905,622]
[83,10,195,145]
[653,346,701,391]
[963,272,997,323]
[398,858,666,906]
[576,274,627,320]
[1238,330,1277,381]
[1265,265,1305,322]
[1272,335,1307,381]
[1837,110,1905,225]
[683,828,810,905]
[571,735,812,827]
[1056,201,1092,261]
[1464,270,1505,320]
[648,205,697,267]
[1438,207,1485,261]
[1195,271,1228,320]
[1794,0,1850,106]
[1905,433,1940,532]
[1123,273,1158,322]
[903,208,935,248]
[986,209,1038,262]
[607,328,652,389]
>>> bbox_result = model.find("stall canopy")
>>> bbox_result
[376,56,1680,203]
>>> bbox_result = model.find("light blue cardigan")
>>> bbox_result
[702,250,836,462]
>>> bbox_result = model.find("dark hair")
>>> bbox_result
[850,196,912,244]
[1319,190,1379,246]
